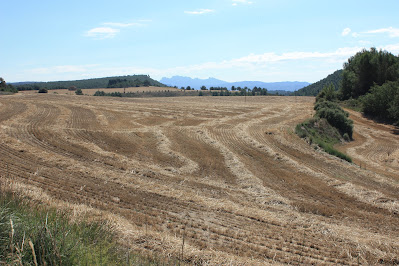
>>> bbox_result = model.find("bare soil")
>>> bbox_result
[0,94,398,264]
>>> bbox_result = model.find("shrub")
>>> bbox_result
[314,101,353,139]
[75,88,83,95]
[362,80,399,122]
[93,90,105,96]
[38,88,48,93]
[316,83,337,102]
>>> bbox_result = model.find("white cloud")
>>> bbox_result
[342,28,351,36]
[358,40,372,45]
[352,32,360,38]
[86,20,150,39]
[364,27,399,38]
[232,0,253,5]
[184,9,215,15]
[86,27,120,39]
[23,44,399,83]
[102,22,143,27]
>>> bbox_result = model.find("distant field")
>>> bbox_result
[0,94,398,264]
[20,86,181,95]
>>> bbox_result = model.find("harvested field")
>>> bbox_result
[0,94,398,264]
[19,86,180,95]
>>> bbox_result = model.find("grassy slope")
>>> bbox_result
[0,190,176,265]
[295,118,352,162]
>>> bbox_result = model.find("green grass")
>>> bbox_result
[295,118,352,163]
[0,191,178,265]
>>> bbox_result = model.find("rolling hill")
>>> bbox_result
[12,75,166,90]
[293,70,343,96]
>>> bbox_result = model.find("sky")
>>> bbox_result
[1,0,399,83]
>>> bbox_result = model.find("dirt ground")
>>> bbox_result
[0,94,398,264]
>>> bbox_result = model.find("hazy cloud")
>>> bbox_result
[102,22,143,27]
[232,0,253,5]
[86,27,120,39]
[184,9,215,15]
[30,64,100,75]
[342,28,351,36]
[86,20,150,39]
[364,27,399,38]
[24,44,399,82]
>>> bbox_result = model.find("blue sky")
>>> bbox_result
[2,0,399,83]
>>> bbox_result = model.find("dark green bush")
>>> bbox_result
[362,80,399,122]
[315,107,353,139]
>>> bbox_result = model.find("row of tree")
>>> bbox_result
[0,78,18,93]
[107,78,151,88]
[179,85,268,94]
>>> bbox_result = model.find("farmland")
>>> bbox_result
[0,94,398,264]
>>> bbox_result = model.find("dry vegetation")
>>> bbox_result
[0,93,398,264]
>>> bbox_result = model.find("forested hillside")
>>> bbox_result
[13,75,165,91]
[293,70,343,96]
[339,48,399,125]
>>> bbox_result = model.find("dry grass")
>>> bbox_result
[0,93,398,264]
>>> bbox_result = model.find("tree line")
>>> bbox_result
[0,78,18,94]
[179,85,268,95]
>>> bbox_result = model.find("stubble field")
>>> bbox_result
[0,94,398,264]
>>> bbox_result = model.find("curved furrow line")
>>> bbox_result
[238,110,399,215]
[0,100,28,124]
[151,127,199,174]
[205,110,399,234]
[347,123,399,179]
[193,126,290,208]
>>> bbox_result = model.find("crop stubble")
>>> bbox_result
[0,94,398,264]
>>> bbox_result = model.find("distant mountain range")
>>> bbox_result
[160,76,310,92]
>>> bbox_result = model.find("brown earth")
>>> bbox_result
[0,94,398,264]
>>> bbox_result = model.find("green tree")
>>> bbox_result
[0,77,6,88]
[143,80,151,87]
[75,88,83,95]
[200,85,207,90]
[316,83,337,102]
[340,48,399,99]
[362,81,399,121]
